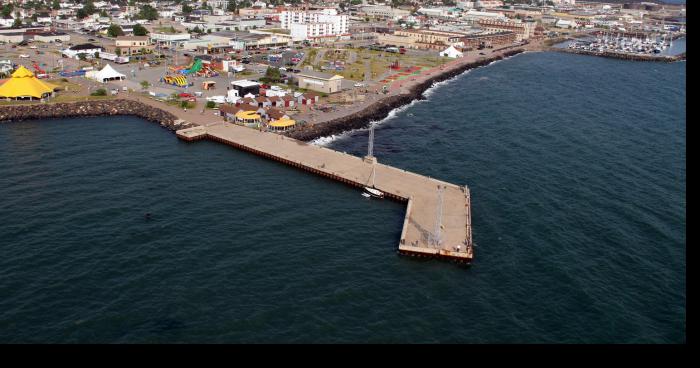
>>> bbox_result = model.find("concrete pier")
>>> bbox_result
[177,123,473,264]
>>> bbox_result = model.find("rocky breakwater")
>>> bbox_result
[0,99,198,131]
[286,49,525,142]
[550,47,685,62]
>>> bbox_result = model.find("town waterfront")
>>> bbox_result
[0,52,685,343]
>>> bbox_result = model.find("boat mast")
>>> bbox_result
[367,123,374,159]
[432,185,445,247]
[366,123,377,188]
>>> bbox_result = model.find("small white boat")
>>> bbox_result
[364,187,384,198]
[364,162,384,198]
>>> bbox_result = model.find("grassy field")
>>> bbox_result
[299,48,318,69]
[303,47,451,81]
[154,26,182,34]
[236,70,255,77]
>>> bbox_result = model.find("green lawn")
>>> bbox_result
[297,47,451,82]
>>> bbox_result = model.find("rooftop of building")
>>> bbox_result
[297,70,343,80]
[231,79,260,88]
[35,31,69,36]
[116,36,149,41]
[211,31,268,41]
[69,43,104,50]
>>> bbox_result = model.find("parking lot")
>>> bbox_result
[2,31,368,104]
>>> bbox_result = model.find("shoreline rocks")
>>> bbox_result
[0,99,197,131]
[285,49,525,142]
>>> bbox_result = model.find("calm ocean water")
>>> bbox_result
[0,52,685,343]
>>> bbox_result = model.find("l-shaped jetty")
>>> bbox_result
[177,123,474,264]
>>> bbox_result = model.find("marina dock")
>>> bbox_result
[177,123,473,264]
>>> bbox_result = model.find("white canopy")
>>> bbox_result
[90,64,126,83]
[439,45,463,58]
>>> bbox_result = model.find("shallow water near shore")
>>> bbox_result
[0,52,685,343]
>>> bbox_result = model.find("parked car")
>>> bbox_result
[179,92,195,98]
[19,54,30,58]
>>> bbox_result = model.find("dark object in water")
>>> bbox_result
[145,213,152,220]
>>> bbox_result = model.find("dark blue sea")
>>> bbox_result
[0,52,685,343]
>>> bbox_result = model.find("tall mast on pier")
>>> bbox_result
[367,123,374,159]
[432,185,445,247]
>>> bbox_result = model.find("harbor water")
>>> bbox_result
[0,51,685,343]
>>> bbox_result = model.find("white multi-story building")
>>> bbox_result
[149,32,192,48]
[475,0,503,8]
[289,23,335,41]
[207,0,230,9]
[280,9,348,40]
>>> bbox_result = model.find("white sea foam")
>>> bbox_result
[422,69,472,99]
[311,99,422,146]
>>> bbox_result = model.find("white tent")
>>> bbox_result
[226,90,240,104]
[88,64,126,83]
[439,45,463,58]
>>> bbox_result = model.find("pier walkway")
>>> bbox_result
[177,123,473,263]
